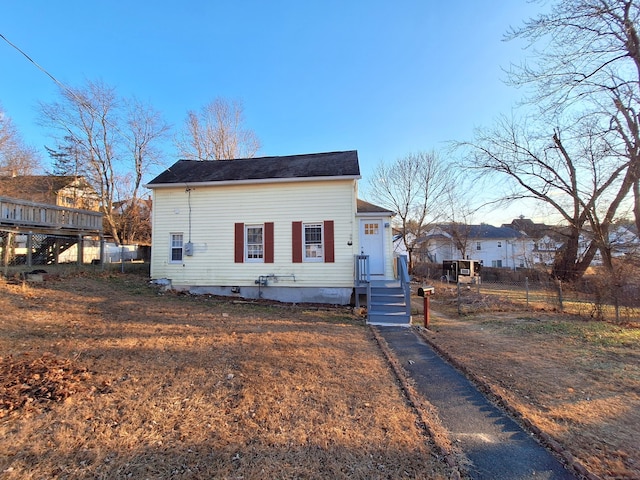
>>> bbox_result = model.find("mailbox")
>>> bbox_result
[417,286,435,328]
[417,286,435,297]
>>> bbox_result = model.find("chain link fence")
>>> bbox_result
[0,231,101,266]
[414,263,640,323]
[1,230,150,276]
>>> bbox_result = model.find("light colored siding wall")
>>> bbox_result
[358,215,396,278]
[150,179,358,287]
[464,239,526,268]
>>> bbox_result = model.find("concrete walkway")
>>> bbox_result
[376,326,576,480]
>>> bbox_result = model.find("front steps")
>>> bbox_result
[367,280,411,326]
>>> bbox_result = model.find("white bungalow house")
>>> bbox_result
[402,223,532,269]
[146,151,410,325]
[609,224,640,258]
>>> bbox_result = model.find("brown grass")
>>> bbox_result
[0,273,454,479]
[419,292,640,480]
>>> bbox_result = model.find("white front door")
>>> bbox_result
[360,219,385,275]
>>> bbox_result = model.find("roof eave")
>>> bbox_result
[356,211,396,217]
[145,174,361,189]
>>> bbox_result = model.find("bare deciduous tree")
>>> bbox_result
[126,98,170,204]
[367,151,451,272]
[40,80,168,244]
[175,98,261,160]
[40,80,121,242]
[461,115,632,281]
[506,0,640,233]
[441,175,480,261]
[120,98,170,244]
[460,0,640,287]
[0,105,41,176]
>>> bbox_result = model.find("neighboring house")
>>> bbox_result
[146,151,401,307]
[0,175,103,267]
[0,175,99,211]
[579,223,640,265]
[530,234,563,265]
[395,216,640,272]
[609,223,639,258]
[416,223,531,269]
[504,217,564,266]
[507,217,640,266]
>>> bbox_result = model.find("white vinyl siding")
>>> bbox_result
[150,179,359,287]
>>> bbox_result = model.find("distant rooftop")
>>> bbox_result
[431,223,526,239]
[0,175,88,196]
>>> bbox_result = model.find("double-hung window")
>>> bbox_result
[245,225,264,262]
[304,223,323,261]
[292,220,334,263]
[170,233,184,263]
[235,222,274,263]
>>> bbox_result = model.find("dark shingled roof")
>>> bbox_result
[357,199,394,214]
[147,151,360,186]
[431,224,526,240]
[465,224,524,239]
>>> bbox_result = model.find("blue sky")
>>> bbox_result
[1,1,544,222]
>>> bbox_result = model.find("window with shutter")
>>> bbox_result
[234,223,244,263]
[264,222,274,263]
[234,222,274,263]
[292,220,334,263]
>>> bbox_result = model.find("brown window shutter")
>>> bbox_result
[292,221,302,263]
[324,220,335,263]
[234,223,244,263]
[264,222,274,263]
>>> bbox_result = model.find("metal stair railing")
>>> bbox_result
[354,254,370,310]
[396,255,412,318]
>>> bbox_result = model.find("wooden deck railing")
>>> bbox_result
[0,196,103,233]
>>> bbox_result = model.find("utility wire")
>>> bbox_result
[0,32,83,105]
[0,31,134,144]
[0,31,177,184]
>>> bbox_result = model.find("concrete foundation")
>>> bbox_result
[170,284,353,305]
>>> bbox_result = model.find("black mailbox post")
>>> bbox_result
[417,286,435,328]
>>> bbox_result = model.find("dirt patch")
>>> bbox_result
[420,296,640,480]
[0,273,456,479]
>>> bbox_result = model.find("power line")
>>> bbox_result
[0,32,137,144]
[0,32,79,102]
[0,32,178,182]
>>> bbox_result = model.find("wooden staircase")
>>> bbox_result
[367,279,412,325]
[32,236,77,265]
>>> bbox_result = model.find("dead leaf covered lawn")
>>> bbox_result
[0,273,453,479]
